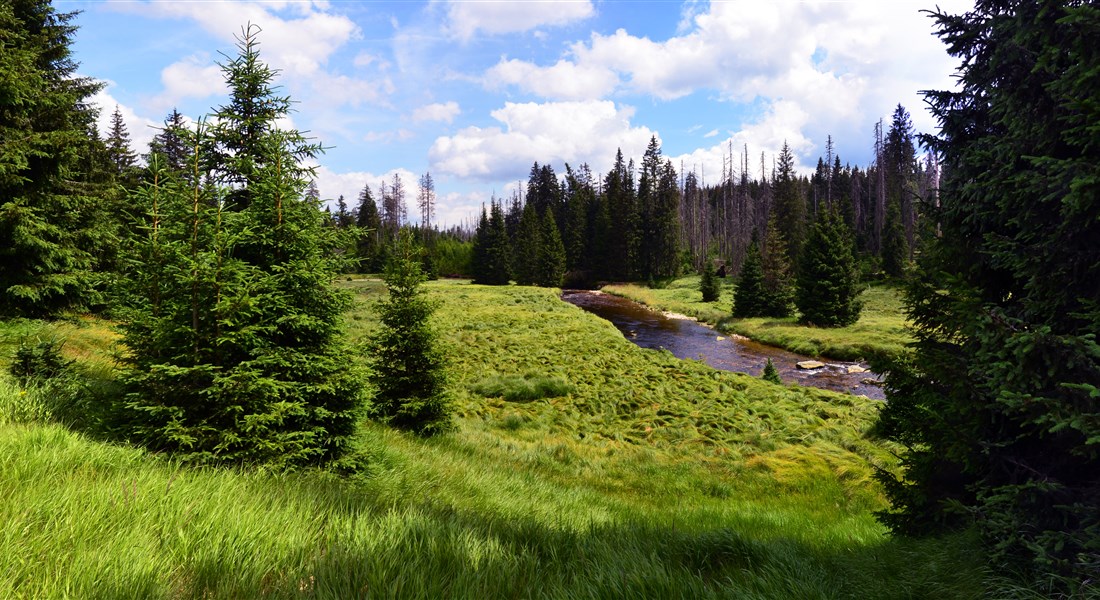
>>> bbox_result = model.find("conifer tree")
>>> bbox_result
[772,141,806,267]
[536,209,566,288]
[146,109,190,176]
[796,208,862,327]
[104,105,138,184]
[699,258,720,302]
[880,201,909,278]
[733,237,765,318]
[0,0,104,317]
[368,231,451,436]
[874,2,1100,587]
[761,359,782,385]
[760,216,795,317]
[512,201,541,286]
[118,26,363,467]
[354,183,383,272]
[471,201,510,285]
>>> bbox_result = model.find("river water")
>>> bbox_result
[561,290,885,400]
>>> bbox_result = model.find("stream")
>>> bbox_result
[561,290,885,400]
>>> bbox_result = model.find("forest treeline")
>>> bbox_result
[2,0,1097,594]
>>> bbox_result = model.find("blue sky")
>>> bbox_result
[68,0,971,226]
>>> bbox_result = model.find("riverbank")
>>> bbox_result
[603,276,913,361]
[0,281,983,598]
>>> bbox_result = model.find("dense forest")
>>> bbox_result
[1,0,1097,595]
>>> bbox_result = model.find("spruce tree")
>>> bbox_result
[733,237,765,318]
[471,201,510,285]
[796,208,861,327]
[772,141,806,267]
[761,359,781,385]
[512,201,541,286]
[699,258,720,303]
[368,231,451,436]
[0,0,104,317]
[354,183,383,272]
[874,2,1100,587]
[104,105,138,185]
[760,216,795,317]
[536,209,565,288]
[880,201,909,278]
[118,26,363,468]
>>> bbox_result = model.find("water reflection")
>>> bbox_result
[561,290,884,400]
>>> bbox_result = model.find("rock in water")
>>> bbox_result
[796,360,825,370]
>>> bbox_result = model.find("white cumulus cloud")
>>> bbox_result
[411,101,461,124]
[445,0,595,40]
[429,100,655,182]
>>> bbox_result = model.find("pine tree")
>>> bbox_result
[880,200,909,278]
[118,26,363,468]
[354,183,383,273]
[146,109,190,176]
[772,141,806,267]
[761,359,782,385]
[699,258,720,302]
[512,201,541,286]
[733,237,765,318]
[796,208,861,327]
[604,148,637,280]
[536,209,565,287]
[0,0,104,317]
[471,201,510,285]
[368,231,451,436]
[760,216,795,317]
[874,2,1100,587]
[104,105,138,184]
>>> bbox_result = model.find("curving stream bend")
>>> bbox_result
[561,290,885,400]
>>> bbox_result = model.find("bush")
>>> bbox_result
[9,337,72,386]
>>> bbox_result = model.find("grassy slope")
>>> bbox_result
[0,282,981,599]
[603,276,912,361]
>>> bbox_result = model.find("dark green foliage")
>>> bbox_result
[760,217,795,318]
[760,359,781,385]
[699,259,720,302]
[536,209,566,288]
[10,336,71,385]
[512,202,540,286]
[368,232,451,436]
[875,1,1100,588]
[604,149,637,280]
[471,202,511,285]
[0,0,105,317]
[772,141,806,267]
[796,208,862,327]
[637,138,681,281]
[880,201,909,278]
[117,28,363,468]
[732,239,765,318]
[432,235,472,278]
[354,183,383,273]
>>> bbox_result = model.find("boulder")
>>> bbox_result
[796,360,825,370]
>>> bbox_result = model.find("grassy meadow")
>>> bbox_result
[603,276,913,361]
[0,280,987,598]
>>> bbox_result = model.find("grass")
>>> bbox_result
[0,280,987,598]
[604,275,913,361]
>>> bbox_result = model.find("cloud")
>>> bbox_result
[428,100,655,182]
[150,54,226,112]
[671,100,814,182]
[484,58,617,101]
[444,0,595,40]
[480,1,970,161]
[133,1,358,78]
[704,129,718,138]
[410,101,460,124]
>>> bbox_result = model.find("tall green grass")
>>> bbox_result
[605,276,913,360]
[0,281,986,598]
